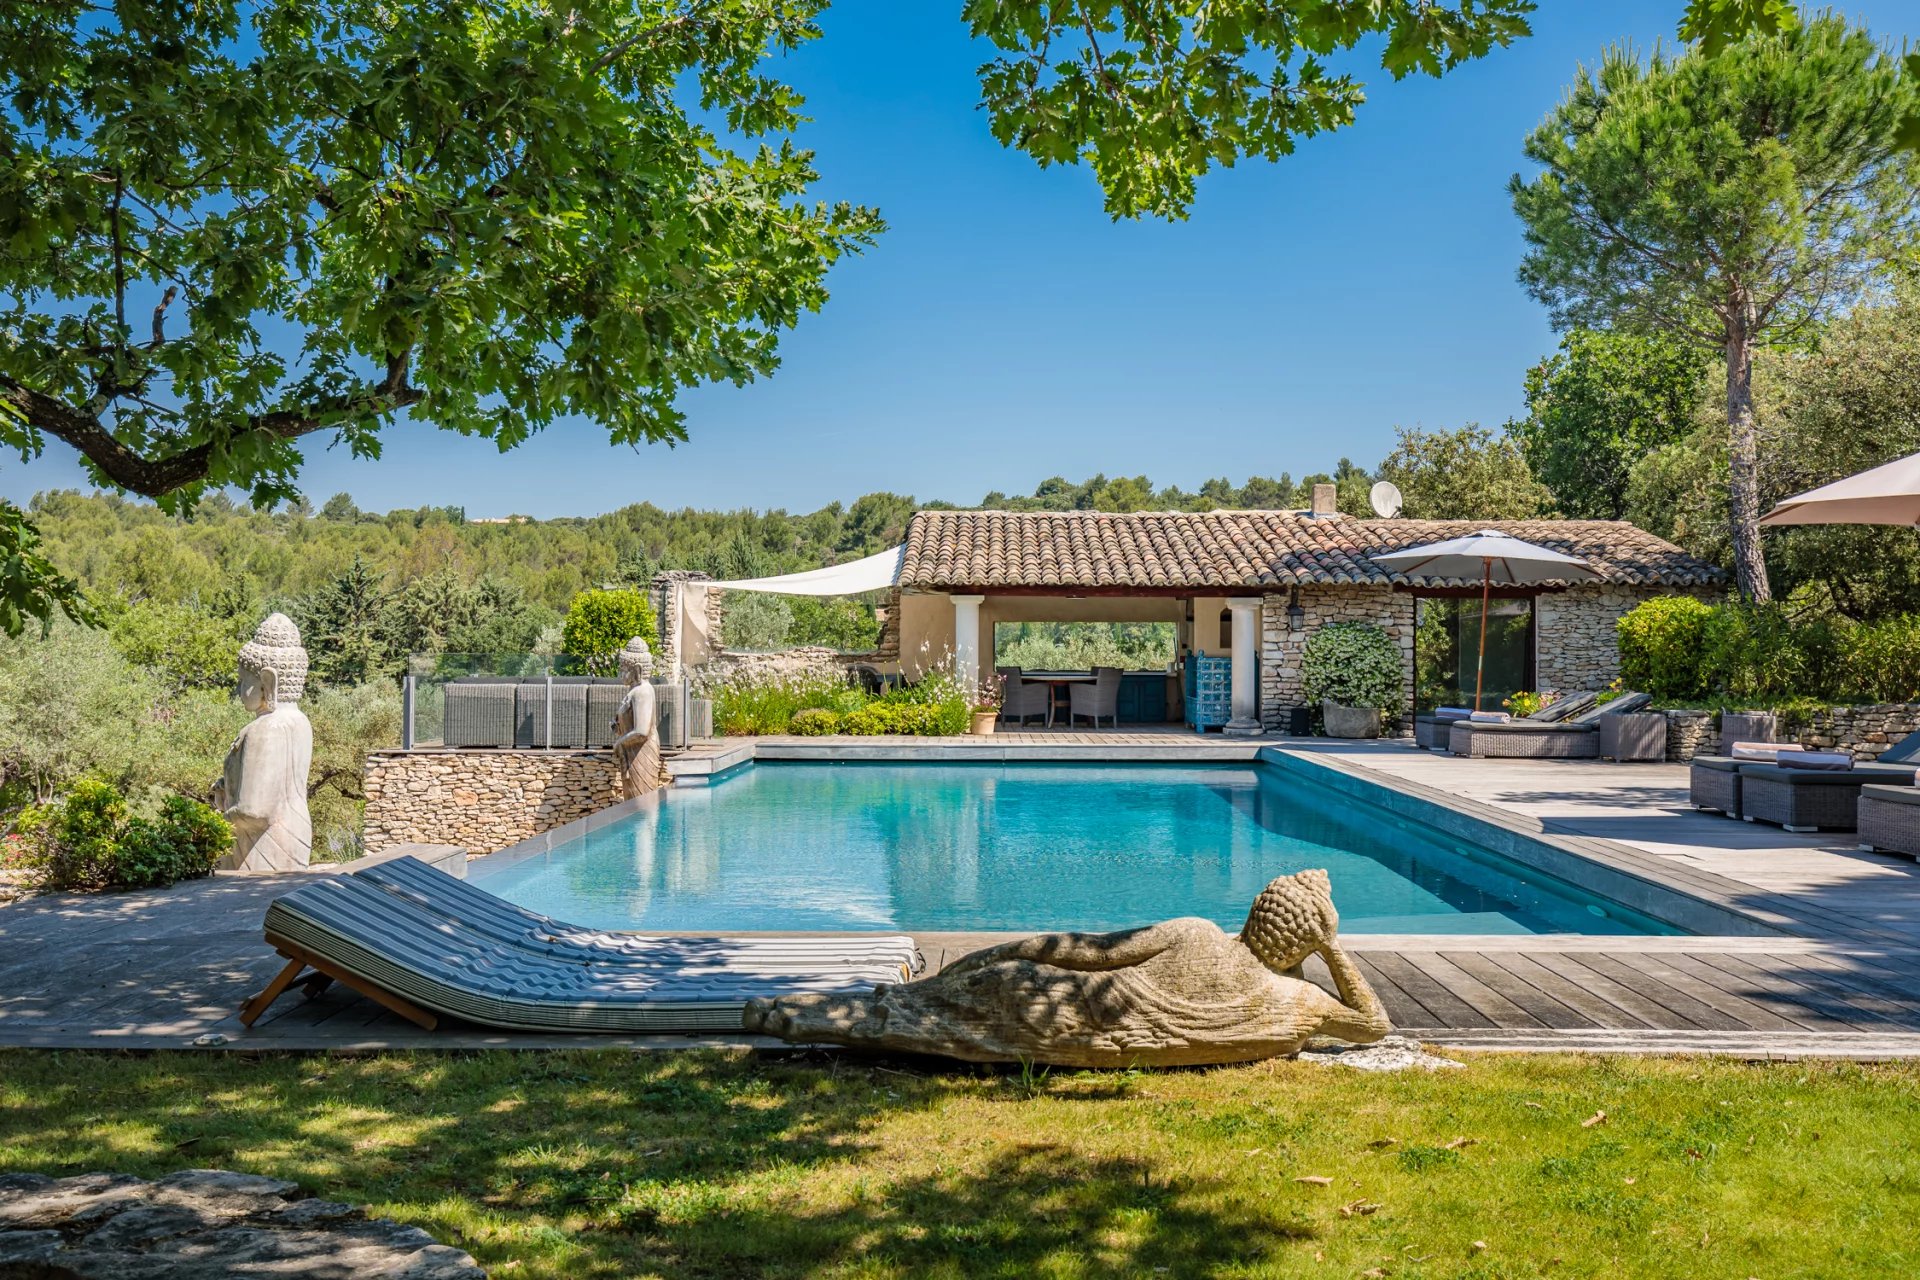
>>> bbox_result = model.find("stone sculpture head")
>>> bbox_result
[236,613,309,715]
[1239,868,1338,973]
[617,636,655,687]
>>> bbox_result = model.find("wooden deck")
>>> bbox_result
[7,737,1920,1058]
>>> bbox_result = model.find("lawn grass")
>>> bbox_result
[2,1049,1916,1278]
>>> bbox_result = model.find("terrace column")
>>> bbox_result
[1224,597,1264,737]
[951,594,985,692]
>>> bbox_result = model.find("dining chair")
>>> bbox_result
[1000,668,1052,727]
[1070,666,1122,729]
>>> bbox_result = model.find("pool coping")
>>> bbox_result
[477,738,1862,946]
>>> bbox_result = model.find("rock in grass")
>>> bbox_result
[0,1169,485,1278]
[1296,1034,1464,1071]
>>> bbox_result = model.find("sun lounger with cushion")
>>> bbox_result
[354,855,923,974]
[1689,744,1806,817]
[1734,733,1920,832]
[1414,692,1595,750]
[240,866,916,1033]
[1445,693,1650,759]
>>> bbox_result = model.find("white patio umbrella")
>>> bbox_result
[1759,451,1920,528]
[1369,531,1600,710]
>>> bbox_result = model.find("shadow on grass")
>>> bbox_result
[0,1048,1313,1279]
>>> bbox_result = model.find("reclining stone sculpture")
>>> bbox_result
[743,869,1390,1067]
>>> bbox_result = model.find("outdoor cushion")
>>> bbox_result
[354,855,923,974]
[259,875,911,1033]
[1735,761,1919,786]
[1777,751,1853,771]
[1434,707,1473,719]
[1692,755,1745,773]
[1468,711,1512,723]
[1730,741,1804,760]
[1859,782,1920,807]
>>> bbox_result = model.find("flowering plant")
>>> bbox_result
[1502,690,1554,719]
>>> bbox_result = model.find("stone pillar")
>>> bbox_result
[952,594,985,691]
[1225,597,1264,737]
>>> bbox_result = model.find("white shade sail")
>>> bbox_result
[700,544,905,596]
[1760,451,1920,528]
[1368,530,1600,585]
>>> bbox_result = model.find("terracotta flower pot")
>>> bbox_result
[1321,701,1381,740]
[970,710,999,735]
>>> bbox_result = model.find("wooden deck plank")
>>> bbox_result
[1524,950,1712,1031]
[1681,952,1914,1031]
[1354,952,1499,1029]
[1564,951,1768,1032]
[1347,955,1442,1027]
[1438,950,1598,1029]
[1646,953,1839,1032]
[1478,951,1654,1030]
[1372,950,1547,1029]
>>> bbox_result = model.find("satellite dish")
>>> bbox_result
[1369,481,1404,519]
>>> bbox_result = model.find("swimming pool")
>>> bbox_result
[469,762,1681,936]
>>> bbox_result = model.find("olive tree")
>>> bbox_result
[1511,17,1920,601]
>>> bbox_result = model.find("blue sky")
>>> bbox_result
[7,2,1918,518]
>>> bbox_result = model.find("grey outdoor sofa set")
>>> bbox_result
[1444,692,1655,760]
[443,676,627,749]
[240,856,921,1034]
[1689,730,1920,837]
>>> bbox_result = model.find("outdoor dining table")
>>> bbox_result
[1023,673,1093,725]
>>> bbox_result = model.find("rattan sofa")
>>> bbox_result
[1858,783,1920,860]
[1415,691,1595,750]
[1445,693,1651,759]
[1732,729,1920,832]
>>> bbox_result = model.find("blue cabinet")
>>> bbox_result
[1184,656,1232,731]
[1116,672,1169,724]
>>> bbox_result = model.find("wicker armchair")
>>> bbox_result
[1069,666,1122,729]
[1000,669,1052,727]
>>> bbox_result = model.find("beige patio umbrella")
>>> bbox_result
[1370,531,1600,710]
[1759,451,1920,528]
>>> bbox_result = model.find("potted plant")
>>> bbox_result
[1300,622,1405,739]
[970,673,1003,735]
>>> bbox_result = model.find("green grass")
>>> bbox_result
[2,1050,1917,1278]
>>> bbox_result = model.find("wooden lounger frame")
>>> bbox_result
[238,935,439,1031]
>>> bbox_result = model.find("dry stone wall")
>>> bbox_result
[1796,704,1920,762]
[363,750,623,855]
[1535,585,1721,695]
[1259,586,1416,732]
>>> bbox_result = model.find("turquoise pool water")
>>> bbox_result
[469,762,1680,936]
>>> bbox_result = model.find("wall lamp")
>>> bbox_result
[1286,586,1306,632]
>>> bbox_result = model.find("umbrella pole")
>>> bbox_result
[1473,560,1491,711]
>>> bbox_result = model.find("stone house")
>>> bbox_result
[881,489,1724,731]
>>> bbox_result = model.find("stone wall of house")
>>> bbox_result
[363,750,624,856]
[1534,585,1650,695]
[1260,586,1416,732]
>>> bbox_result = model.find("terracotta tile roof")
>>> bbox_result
[899,510,1725,590]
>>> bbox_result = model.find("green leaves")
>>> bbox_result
[1679,0,1799,58]
[967,1,1535,220]
[0,498,95,639]
[0,0,882,506]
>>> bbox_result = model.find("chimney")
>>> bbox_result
[1310,483,1338,517]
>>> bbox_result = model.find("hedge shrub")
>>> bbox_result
[1300,622,1404,717]
[13,780,231,892]
[1617,599,1920,706]
[1615,596,1714,701]
[789,708,841,736]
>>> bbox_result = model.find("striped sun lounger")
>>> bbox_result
[239,870,915,1034]
[354,855,924,974]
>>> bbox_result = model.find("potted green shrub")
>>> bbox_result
[1300,622,1405,739]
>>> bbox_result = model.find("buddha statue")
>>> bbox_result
[744,869,1390,1067]
[212,614,314,872]
[611,636,665,798]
